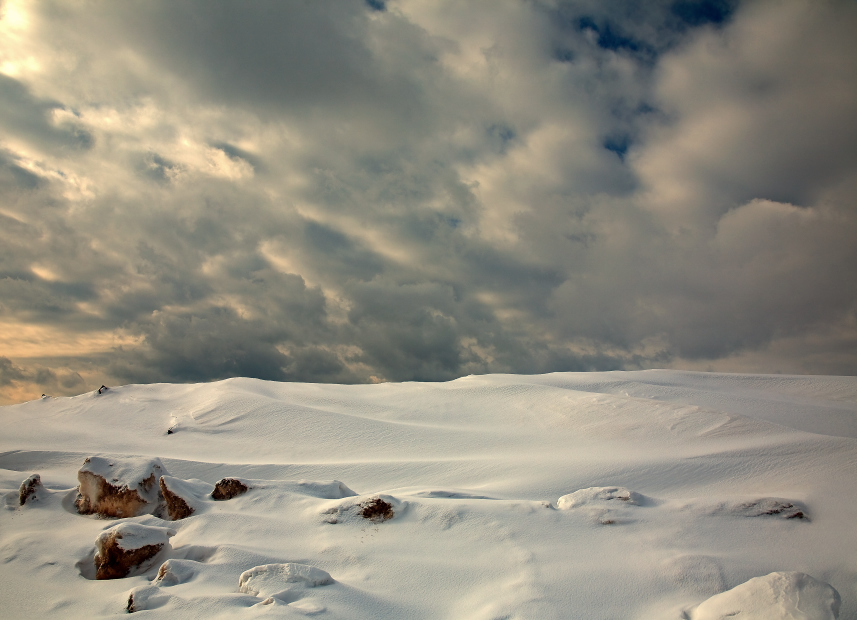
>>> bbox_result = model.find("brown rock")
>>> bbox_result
[75,457,167,518]
[159,477,194,520]
[360,498,394,522]
[212,478,249,500]
[94,523,173,580]
[18,473,42,506]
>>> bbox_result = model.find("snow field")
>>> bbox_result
[1,371,855,618]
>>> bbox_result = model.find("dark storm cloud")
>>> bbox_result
[0,0,856,403]
[0,74,93,151]
[0,357,25,387]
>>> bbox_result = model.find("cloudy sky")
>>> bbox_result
[1,0,856,404]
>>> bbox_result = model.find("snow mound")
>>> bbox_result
[717,498,808,520]
[126,584,170,613]
[238,562,334,602]
[94,522,175,580]
[240,478,357,499]
[154,558,198,586]
[557,486,645,509]
[413,489,497,500]
[76,456,168,518]
[690,571,841,620]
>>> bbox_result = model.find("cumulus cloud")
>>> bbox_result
[0,0,855,403]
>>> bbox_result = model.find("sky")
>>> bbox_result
[0,0,856,404]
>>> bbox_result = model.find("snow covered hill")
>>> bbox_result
[1,371,855,619]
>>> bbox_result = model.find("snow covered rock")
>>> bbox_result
[159,476,212,520]
[211,477,249,500]
[154,559,198,586]
[557,486,645,509]
[94,522,175,580]
[690,572,841,620]
[238,563,334,602]
[18,473,42,506]
[75,456,168,518]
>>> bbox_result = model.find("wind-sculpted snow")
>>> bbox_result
[689,572,841,620]
[0,371,855,618]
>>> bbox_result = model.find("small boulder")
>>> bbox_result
[361,497,395,522]
[19,473,43,506]
[75,456,167,518]
[94,522,174,580]
[320,494,403,525]
[212,477,249,501]
[691,571,840,619]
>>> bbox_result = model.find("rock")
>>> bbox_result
[75,456,168,518]
[691,571,841,620]
[211,477,249,500]
[94,523,174,580]
[361,497,395,522]
[320,494,403,525]
[159,476,195,520]
[238,563,334,601]
[18,473,42,506]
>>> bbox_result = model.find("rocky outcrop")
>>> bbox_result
[75,457,167,518]
[94,523,174,580]
[18,473,42,506]
[212,478,249,500]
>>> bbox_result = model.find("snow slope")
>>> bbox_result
[1,370,855,619]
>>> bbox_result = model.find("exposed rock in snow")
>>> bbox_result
[211,477,249,500]
[75,457,167,518]
[159,477,193,520]
[94,522,174,580]
[557,486,645,509]
[716,497,808,520]
[361,497,395,522]
[158,476,212,520]
[18,473,42,506]
[320,494,403,525]
[690,571,841,620]
[238,563,334,602]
